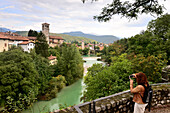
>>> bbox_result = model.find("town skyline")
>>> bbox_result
[0,0,170,38]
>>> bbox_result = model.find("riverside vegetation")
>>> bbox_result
[0,32,84,112]
[82,14,170,102]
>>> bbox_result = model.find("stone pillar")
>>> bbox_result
[42,23,50,44]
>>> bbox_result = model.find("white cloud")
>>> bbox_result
[0,6,14,10]
[0,0,169,38]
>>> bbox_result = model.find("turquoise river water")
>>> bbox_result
[23,57,104,113]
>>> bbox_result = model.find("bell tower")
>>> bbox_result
[42,23,50,44]
[82,40,85,50]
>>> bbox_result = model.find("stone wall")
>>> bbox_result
[51,83,170,113]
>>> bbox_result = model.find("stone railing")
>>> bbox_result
[51,83,170,113]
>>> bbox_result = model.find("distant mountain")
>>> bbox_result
[0,27,16,32]
[15,31,96,43]
[62,31,119,44]
[50,33,96,43]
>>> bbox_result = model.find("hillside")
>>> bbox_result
[15,31,29,37]
[63,31,119,44]
[0,27,16,32]
[15,31,96,43]
[50,33,96,43]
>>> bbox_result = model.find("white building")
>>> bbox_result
[18,42,35,53]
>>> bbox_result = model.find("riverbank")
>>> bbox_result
[22,56,104,113]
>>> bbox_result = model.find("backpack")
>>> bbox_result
[140,83,153,111]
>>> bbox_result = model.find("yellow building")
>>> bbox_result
[0,34,9,52]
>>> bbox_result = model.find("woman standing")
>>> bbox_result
[129,72,148,113]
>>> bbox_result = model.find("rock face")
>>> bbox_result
[51,84,170,113]
[162,65,170,82]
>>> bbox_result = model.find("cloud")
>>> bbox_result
[0,6,14,10]
[0,0,169,38]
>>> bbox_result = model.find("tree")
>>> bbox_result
[35,32,49,58]
[82,0,165,21]
[147,14,170,41]
[83,54,133,101]
[57,45,84,85]
[82,47,89,55]
[131,54,167,82]
[30,49,52,96]
[28,29,38,37]
[0,49,39,112]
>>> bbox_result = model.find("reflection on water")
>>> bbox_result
[23,57,103,113]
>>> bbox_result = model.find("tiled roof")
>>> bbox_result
[9,36,29,41]
[48,54,57,60]
[27,36,37,40]
[49,36,64,40]
[0,34,9,39]
[0,32,29,41]
[18,41,34,45]
[27,37,36,40]
[42,23,50,25]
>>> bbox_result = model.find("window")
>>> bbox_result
[4,43,7,47]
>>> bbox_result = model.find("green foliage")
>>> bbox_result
[31,50,52,95]
[82,47,89,55]
[57,45,84,85]
[3,92,36,112]
[132,54,167,83]
[41,75,66,100]
[147,14,170,40]
[48,48,59,56]
[59,103,68,110]
[83,54,133,101]
[28,29,38,37]
[83,14,169,101]
[8,45,23,51]
[83,0,165,21]
[101,43,125,64]
[35,31,49,58]
[96,52,102,57]
[0,49,39,112]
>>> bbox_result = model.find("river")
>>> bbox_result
[23,57,104,113]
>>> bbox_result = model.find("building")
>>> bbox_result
[0,34,9,52]
[0,32,30,52]
[48,54,57,65]
[82,40,85,50]
[42,23,64,47]
[49,36,64,47]
[18,42,35,53]
[0,23,64,52]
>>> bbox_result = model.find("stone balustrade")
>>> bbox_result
[51,83,170,113]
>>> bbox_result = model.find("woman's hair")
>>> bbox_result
[136,72,148,85]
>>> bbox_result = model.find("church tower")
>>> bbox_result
[42,23,50,44]
[82,40,85,50]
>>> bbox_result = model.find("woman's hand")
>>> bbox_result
[130,78,133,85]
[129,77,134,92]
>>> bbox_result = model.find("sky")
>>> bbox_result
[0,0,170,38]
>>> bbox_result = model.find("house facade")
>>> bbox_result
[0,34,9,52]
[18,42,35,53]
[0,32,29,52]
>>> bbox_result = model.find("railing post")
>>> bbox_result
[93,101,96,113]
[89,102,91,113]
